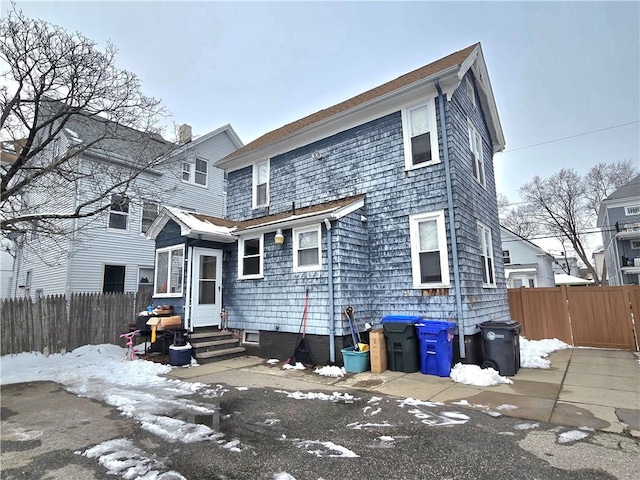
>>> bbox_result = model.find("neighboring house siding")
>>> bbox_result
[226,76,509,334]
[500,228,555,287]
[0,249,14,298]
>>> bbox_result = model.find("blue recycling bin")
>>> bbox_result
[382,315,422,373]
[416,321,457,377]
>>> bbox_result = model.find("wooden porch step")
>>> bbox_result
[191,338,239,349]
[196,346,246,364]
[190,330,234,340]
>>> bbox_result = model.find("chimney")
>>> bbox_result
[178,124,192,145]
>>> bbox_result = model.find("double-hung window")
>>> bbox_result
[624,205,640,216]
[409,211,450,288]
[468,122,485,186]
[253,160,269,208]
[109,194,129,230]
[478,222,496,287]
[238,235,263,279]
[154,245,184,296]
[141,201,158,234]
[402,101,439,169]
[182,159,208,186]
[293,225,321,272]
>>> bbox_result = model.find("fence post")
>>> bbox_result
[560,285,574,346]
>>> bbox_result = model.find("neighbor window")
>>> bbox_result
[154,245,184,296]
[182,159,208,186]
[141,201,158,233]
[624,205,640,216]
[502,250,511,264]
[138,267,154,287]
[402,101,439,169]
[293,225,321,272]
[103,265,125,293]
[109,194,129,230]
[409,211,450,288]
[238,235,263,279]
[253,160,270,208]
[631,240,640,249]
[478,222,496,287]
[468,121,485,186]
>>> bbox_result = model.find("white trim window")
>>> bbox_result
[502,250,511,264]
[154,245,184,296]
[468,121,485,187]
[253,160,270,208]
[624,205,640,216]
[108,194,129,231]
[409,211,450,288]
[141,201,158,234]
[630,240,640,249]
[466,78,476,107]
[478,222,496,287]
[402,100,440,169]
[182,158,208,187]
[293,225,321,272]
[238,235,263,279]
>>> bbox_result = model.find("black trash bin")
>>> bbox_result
[382,315,422,373]
[479,320,521,376]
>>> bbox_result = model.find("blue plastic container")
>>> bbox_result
[341,347,370,373]
[169,343,192,366]
[382,315,422,373]
[415,321,457,377]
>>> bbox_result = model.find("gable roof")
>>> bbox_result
[597,174,640,226]
[146,195,366,241]
[500,225,554,259]
[217,43,504,170]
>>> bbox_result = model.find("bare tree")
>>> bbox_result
[1,5,180,239]
[500,202,541,240]
[520,164,637,286]
[583,160,638,217]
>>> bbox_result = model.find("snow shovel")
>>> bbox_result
[344,306,361,351]
[286,289,315,366]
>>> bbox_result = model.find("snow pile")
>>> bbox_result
[275,390,357,402]
[558,429,590,443]
[314,365,346,377]
[450,363,513,386]
[282,361,305,370]
[266,358,280,365]
[520,337,570,368]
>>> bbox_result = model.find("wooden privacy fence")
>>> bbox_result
[0,291,152,356]
[508,285,640,351]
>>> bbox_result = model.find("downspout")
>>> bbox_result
[435,79,466,359]
[324,218,336,363]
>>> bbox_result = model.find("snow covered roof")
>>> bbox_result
[554,273,593,286]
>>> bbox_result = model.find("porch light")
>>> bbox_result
[274,228,285,244]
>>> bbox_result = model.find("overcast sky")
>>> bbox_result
[8,1,640,206]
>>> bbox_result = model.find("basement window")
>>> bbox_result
[242,330,260,345]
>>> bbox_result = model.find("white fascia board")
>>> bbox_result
[238,198,365,235]
[217,68,460,172]
[84,148,164,176]
[168,124,245,159]
[181,228,237,243]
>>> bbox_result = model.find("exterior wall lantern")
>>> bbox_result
[274,228,285,245]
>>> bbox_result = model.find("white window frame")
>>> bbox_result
[238,235,264,279]
[409,211,450,288]
[242,330,260,345]
[108,194,129,231]
[478,222,496,287]
[468,121,485,187]
[466,78,476,107]
[154,245,184,297]
[293,224,322,272]
[138,266,154,287]
[624,205,640,216]
[630,240,640,249]
[401,100,440,170]
[252,160,270,208]
[141,201,159,234]
[502,250,511,264]
[181,159,208,188]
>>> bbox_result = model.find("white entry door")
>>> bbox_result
[190,248,223,328]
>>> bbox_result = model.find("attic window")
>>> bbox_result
[624,205,640,216]
[253,160,270,208]
[466,78,476,107]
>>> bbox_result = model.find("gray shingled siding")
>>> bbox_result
[223,74,510,339]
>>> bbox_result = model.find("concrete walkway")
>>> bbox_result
[167,347,640,437]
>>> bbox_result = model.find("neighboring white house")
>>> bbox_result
[500,225,555,288]
[597,174,640,286]
[9,117,243,298]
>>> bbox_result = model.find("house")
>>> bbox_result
[553,273,593,286]
[0,140,23,298]
[148,43,510,366]
[500,226,555,288]
[551,253,581,277]
[9,114,242,298]
[591,247,606,284]
[597,174,640,285]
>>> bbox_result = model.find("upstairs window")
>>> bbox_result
[624,205,640,216]
[253,160,270,208]
[502,250,511,264]
[154,245,184,296]
[293,225,321,272]
[409,211,450,288]
[109,194,129,230]
[182,159,208,187]
[238,235,263,279]
[468,122,485,187]
[141,201,158,233]
[402,101,439,169]
[478,222,496,287]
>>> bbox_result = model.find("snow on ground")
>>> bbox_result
[314,365,346,377]
[274,389,358,403]
[558,429,590,443]
[450,363,513,386]
[282,361,305,370]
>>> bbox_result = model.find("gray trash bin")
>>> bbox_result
[479,320,521,376]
